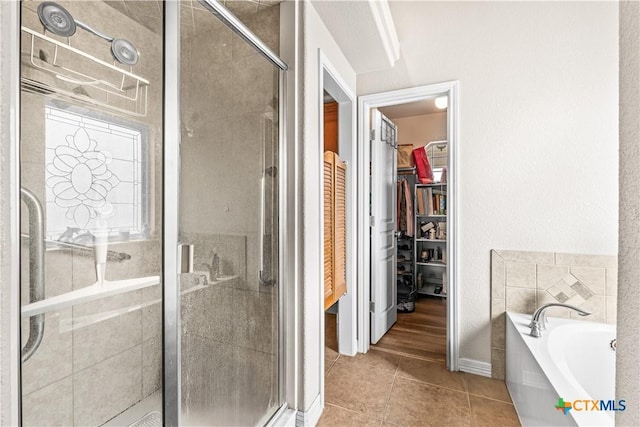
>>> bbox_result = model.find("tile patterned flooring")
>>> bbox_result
[321,349,521,427]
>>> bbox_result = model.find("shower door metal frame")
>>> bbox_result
[163,1,181,425]
[4,0,23,424]
[164,1,289,425]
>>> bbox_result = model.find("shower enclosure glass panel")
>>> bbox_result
[19,1,164,425]
[18,1,284,425]
[178,2,282,425]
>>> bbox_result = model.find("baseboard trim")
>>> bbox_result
[458,358,492,377]
[296,394,323,426]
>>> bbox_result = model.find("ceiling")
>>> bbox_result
[379,98,447,119]
[105,0,281,35]
[310,0,399,74]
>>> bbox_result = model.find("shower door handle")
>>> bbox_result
[259,175,276,288]
[20,187,45,363]
[178,244,194,274]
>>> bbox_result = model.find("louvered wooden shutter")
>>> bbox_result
[324,152,335,309]
[333,158,347,300]
[324,151,347,310]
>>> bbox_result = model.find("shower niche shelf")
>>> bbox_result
[21,26,149,117]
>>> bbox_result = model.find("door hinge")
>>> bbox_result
[369,129,375,141]
[369,216,375,227]
[369,301,375,312]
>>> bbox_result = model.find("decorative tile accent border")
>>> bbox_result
[490,250,617,380]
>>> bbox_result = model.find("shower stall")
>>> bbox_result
[13,0,286,425]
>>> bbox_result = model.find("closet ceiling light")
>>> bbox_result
[435,96,448,109]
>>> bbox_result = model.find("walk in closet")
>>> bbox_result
[373,99,449,361]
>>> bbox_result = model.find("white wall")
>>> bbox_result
[358,1,619,364]
[617,2,640,424]
[388,112,447,148]
[296,0,358,414]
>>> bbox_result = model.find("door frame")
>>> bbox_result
[318,50,358,357]
[317,49,358,418]
[357,81,460,371]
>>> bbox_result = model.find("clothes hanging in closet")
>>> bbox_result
[397,178,413,237]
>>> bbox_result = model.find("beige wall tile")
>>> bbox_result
[233,347,277,426]
[142,337,162,398]
[491,298,506,351]
[491,348,506,380]
[491,298,505,319]
[505,287,536,314]
[72,291,143,371]
[494,250,554,264]
[73,346,142,426]
[181,336,237,423]
[571,295,606,323]
[606,267,618,296]
[491,313,506,349]
[181,284,234,344]
[555,253,617,269]
[22,377,73,427]
[142,284,162,341]
[233,288,276,353]
[547,274,594,305]
[107,240,162,279]
[19,93,47,164]
[536,291,570,319]
[43,251,74,298]
[505,262,536,288]
[491,251,506,299]
[536,264,569,290]
[231,5,280,58]
[21,310,73,395]
[571,265,606,295]
[232,56,278,116]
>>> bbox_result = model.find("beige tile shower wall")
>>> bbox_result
[490,249,617,379]
[20,1,164,425]
[180,4,280,237]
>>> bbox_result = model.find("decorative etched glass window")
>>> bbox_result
[44,105,148,241]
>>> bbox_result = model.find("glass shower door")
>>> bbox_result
[177,1,283,425]
[19,1,164,425]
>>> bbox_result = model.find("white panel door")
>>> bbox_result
[370,109,398,344]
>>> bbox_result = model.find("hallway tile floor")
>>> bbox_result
[320,349,521,427]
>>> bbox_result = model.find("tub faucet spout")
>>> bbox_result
[529,303,591,338]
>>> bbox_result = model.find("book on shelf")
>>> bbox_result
[416,188,425,215]
[418,188,447,216]
[440,194,446,215]
[430,189,446,215]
